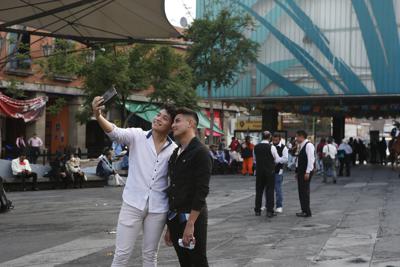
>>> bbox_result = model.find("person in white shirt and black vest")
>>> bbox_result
[164,108,212,267]
[253,131,285,218]
[295,130,315,218]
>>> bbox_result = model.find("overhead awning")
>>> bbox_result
[125,102,224,135]
[0,0,180,44]
[0,92,48,122]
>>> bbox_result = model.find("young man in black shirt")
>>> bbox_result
[164,108,212,267]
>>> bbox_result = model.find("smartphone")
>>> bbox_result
[178,238,195,250]
[101,86,118,105]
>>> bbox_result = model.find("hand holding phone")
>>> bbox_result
[101,86,118,105]
[178,238,195,250]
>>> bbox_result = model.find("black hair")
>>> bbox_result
[19,150,27,157]
[272,132,281,138]
[103,148,113,157]
[175,107,199,126]
[296,130,308,138]
[160,104,177,123]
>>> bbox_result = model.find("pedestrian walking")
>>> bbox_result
[338,140,353,177]
[272,133,288,213]
[164,108,212,267]
[92,96,177,267]
[322,138,337,183]
[379,137,387,165]
[295,130,315,218]
[316,138,326,175]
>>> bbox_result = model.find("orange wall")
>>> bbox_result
[0,31,85,88]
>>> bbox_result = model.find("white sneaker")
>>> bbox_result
[261,207,266,211]
[275,207,283,213]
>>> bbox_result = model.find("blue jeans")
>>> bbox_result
[275,173,283,208]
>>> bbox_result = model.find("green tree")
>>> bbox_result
[186,9,259,143]
[4,78,26,99]
[47,97,67,116]
[79,46,133,123]
[38,39,82,78]
[149,46,198,109]
[79,45,197,125]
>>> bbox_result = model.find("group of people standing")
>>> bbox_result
[15,133,43,164]
[316,138,354,183]
[252,130,315,218]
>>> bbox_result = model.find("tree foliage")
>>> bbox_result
[78,44,196,124]
[47,97,67,116]
[4,78,26,99]
[185,8,259,142]
[149,46,198,109]
[186,9,259,90]
[38,39,82,77]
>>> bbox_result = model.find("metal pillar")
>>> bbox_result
[332,115,345,144]
[262,109,278,132]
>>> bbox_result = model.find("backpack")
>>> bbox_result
[0,177,13,213]
[322,145,334,165]
[337,150,345,159]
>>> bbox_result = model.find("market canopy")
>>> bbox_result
[125,102,224,135]
[0,0,180,45]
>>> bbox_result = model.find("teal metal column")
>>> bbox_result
[332,115,345,144]
[262,109,278,132]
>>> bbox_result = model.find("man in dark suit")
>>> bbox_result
[253,131,285,218]
[295,130,315,217]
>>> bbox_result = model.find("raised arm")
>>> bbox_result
[92,96,138,146]
[92,96,113,133]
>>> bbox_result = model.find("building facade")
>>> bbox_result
[196,0,400,141]
[0,30,86,159]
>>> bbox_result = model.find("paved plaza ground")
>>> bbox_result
[1,165,400,267]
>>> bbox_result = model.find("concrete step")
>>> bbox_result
[2,175,107,192]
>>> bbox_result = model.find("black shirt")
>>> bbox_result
[167,137,212,213]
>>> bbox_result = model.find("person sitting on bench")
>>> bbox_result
[11,151,38,191]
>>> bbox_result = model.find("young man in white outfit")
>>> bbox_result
[92,96,177,267]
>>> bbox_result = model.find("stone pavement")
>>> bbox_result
[1,165,400,267]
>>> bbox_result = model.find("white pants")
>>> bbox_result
[111,201,167,267]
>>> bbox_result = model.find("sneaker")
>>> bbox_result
[261,207,266,211]
[275,207,283,213]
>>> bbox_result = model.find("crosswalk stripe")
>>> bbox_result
[1,234,115,267]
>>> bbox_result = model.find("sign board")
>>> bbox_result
[236,120,262,131]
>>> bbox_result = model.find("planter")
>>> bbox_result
[52,74,77,82]
[4,68,33,77]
